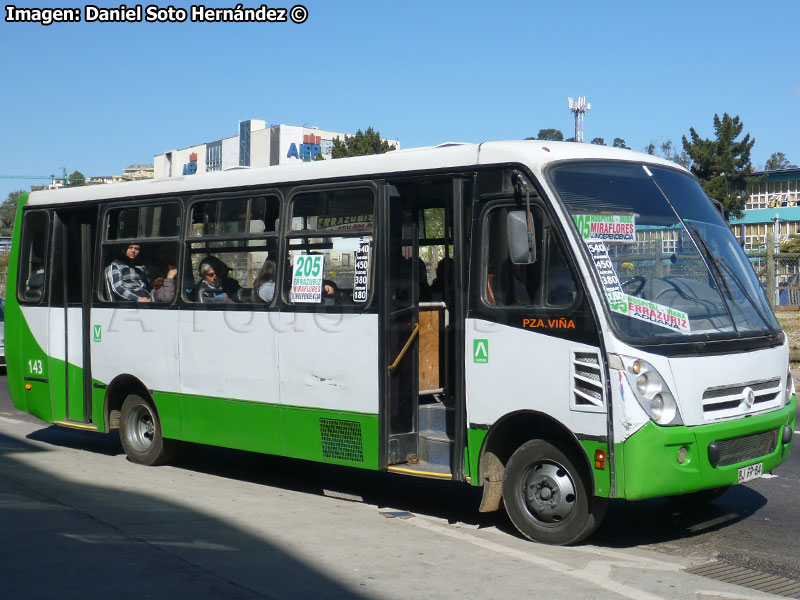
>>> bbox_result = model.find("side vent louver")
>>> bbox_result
[320,418,364,462]
[571,351,606,413]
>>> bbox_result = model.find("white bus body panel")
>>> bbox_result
[277,312,379,414]
[465,318,607,437]
[91,307,180,394]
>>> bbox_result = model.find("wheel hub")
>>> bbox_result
[523,463,576,523]
[125,405,155,452]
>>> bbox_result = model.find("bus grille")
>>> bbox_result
[702,378,781,421]
[320,418,364,463]
[715,428,779,467]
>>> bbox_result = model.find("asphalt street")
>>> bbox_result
[0,375,798,599]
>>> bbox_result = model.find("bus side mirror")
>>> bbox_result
[507,210,536,264]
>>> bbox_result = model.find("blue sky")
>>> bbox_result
[1,0,798,202]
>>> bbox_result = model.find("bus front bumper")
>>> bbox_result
[617,397,795,500]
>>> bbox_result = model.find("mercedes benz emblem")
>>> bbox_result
[742,386,755,409]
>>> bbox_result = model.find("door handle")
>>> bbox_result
[388,323,420,372]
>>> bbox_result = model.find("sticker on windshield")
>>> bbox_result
[573,214,635,243]
[622,296,690,333]
[587,241,691,334]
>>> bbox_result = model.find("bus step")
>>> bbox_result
[418,402,454,436]
[419,429,453,466]
[388,461,452,479]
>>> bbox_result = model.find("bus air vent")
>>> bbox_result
[319,418,364,463]
[571,351,605,413]
[714,428,779,467]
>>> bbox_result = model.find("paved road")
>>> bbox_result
[0,376,798,599]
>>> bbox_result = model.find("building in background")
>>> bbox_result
[730,167,800,250]
[118,164,154,182]
[153,120,400,179]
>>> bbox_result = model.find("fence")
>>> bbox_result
[748,232,800,309]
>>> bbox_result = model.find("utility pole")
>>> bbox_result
[568,96,590,143]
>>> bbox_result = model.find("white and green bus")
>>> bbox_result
[6,141,795,544]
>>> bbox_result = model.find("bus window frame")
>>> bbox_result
[183,189,283,307]
[16,208,51,306]
[98,199,184,305]
[283,181,378,312]
[476,197,582,315]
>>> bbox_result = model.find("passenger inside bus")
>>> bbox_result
[149,244,178,303]
[253,259,276,303]
[194,256,239,303]
[105,244,151,303]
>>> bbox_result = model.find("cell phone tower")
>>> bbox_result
[568,96,591,143]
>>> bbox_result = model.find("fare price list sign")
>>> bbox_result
[587,241,626,312]
[290,254,324,303]
[352,239,370,303]
[587,241,691,334]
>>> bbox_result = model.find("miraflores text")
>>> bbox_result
[4,4,309,25]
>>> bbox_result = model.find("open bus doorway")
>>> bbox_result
[381,178,469,479]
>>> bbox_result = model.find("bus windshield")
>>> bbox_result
[548,162,779,345]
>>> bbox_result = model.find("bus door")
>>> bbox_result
[51,208,97,424]
[381,178,469,478]
[382,190,420,465]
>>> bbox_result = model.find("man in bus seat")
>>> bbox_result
[105,244,151,303]
[195,259,238,303]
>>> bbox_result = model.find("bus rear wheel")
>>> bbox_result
[119,394,174,466]
[502,439,605,545]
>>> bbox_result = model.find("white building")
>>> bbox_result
[154,120,400,179]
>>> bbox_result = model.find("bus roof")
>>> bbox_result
[26,140,681,206]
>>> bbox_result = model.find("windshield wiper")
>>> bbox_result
[687,222,778,337]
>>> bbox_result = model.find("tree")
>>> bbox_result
[644,142,656,155]
[613,138,629,149]
[591,137,605,145]
[331,127,395,158]
[682,113,756,219]
[765,152,798,171]
[533,128,564,141]
[68,170,86,186]
[781,234,800,253]
[0,190,22,236]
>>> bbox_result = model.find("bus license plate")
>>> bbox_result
[738,463,762,483]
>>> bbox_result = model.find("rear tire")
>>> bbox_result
[502,439,605,545]
[119,394,174,466]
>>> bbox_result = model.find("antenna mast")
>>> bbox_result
[568,96,591,143]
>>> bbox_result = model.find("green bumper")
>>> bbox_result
[618,397,796,499]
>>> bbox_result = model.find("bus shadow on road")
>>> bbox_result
[592,485,768,548]
[0,430,378,600]
[20,426,766,549]
[26,425,124,457]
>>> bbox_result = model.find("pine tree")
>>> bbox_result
[682,113,755,219]
[331,127,395,158]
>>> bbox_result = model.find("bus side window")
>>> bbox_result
[17,211,49,304]
[485,206,544,306]
[484,206,576,309]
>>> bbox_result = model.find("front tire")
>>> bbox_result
[502,439,605,545]
[119,394,174,465]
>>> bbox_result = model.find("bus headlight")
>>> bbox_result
[622,357,683,426]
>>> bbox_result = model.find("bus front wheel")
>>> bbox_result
[119,394,174,466]
[503,439,605,545]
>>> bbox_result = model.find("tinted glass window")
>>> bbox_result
[17,211,49,304]
[106,204,181,239]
